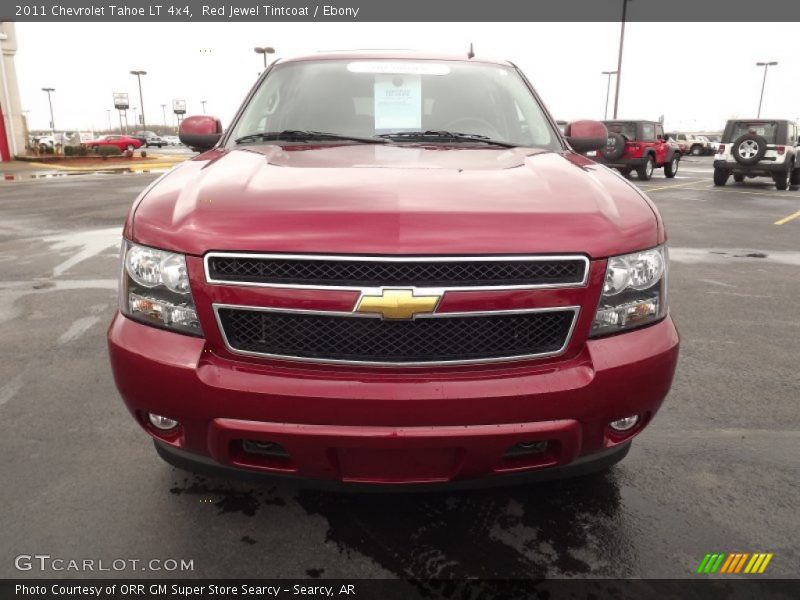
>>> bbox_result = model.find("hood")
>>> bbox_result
[129,144,661,258]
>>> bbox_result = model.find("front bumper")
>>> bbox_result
[108,313,679,487]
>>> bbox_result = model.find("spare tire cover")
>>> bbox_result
[604,132,627,160]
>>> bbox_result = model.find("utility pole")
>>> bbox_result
[602,71,618,120]
[612,0,632,119]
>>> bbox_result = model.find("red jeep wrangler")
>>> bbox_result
[108,52,679,488]
[594,120,681,180]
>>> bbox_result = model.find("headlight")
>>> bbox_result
[120,240,202,336]
[591,245,668,337]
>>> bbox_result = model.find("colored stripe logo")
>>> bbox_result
[696,552,773,574]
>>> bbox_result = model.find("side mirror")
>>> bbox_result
[564,120,608,153]
[179,115,223,151]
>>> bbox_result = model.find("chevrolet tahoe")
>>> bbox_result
[108,51,679,488]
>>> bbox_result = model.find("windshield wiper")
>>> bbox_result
[376,130,517,148]
[235,130,389,145]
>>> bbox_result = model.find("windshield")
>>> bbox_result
[729,121,778,143]
[228,59,558,149]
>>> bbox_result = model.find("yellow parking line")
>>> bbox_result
[639,179,704,193]
[774,209,800,225]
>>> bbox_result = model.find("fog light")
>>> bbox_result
[609,415,639,432]
[148,413,179,430]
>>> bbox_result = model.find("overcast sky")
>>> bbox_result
[14,21,800,132]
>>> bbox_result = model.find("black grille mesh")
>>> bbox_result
[217,308,574,364]
[207,256,585,287]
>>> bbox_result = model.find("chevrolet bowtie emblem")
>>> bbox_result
[355,289,442,320]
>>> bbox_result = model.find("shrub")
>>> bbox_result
[76,145,88,156]
[97,145,122,157]
[64,146,75,156]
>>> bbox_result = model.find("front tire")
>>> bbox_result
[691,145,702,156]
[664,156,679,178]
[791,167,800,186]
[637,156,654,181]
[713,167,730,186]
[733,173,745,183]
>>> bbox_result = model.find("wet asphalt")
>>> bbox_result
[0,156,797,582]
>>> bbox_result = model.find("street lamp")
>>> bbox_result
[755,61,778,118]
[41,87,55,133]
[130,70,147,132]
[161,103,167,128]
[254,46,275,69]
[602,71,618,120]
[612,0,632,119]
[201,100,207,114]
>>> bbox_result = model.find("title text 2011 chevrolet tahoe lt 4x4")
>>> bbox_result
[108,52,679,488]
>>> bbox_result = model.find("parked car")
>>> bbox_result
[145,134,167,148]
[665,132,689,154]
[705,134,722,154]
[108,51,679,488]
[713,119,800,189]
[84,134,142,152]
[594,120,681,180]
[668,132,710,156]
[163,135,182,146]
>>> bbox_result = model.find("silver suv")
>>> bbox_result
[713,119,800,190]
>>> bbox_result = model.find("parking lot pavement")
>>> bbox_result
[0,158,798,581]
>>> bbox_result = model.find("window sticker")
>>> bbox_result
[374,75,422,131]
[348,61,450,76]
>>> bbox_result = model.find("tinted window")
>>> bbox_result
[230,59,558,148]
[604,121,637,139]
[729,121,778,143]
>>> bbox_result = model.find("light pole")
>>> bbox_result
[161,103,167,128]
[612,0,632,119]
[201,100,207,114]
[42,87,55,134]
[756,61,778,118]
[132,107,138,130]
[254,46,275,70]
[130,70,147,132]
[602,71,618,120]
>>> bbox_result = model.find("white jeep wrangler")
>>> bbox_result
[713,119,800,190]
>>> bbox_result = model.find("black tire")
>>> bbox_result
[791,167,800,186]
[604,132,627,161]
[664,155,679,178]
[733,173,745,183]
[636,156,654,181]
[619,168,633,178]
[713,167,730,186]
[774,169,790,191]
[732,133,767,166]
[690,144,702,156]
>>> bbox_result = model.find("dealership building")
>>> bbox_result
[0,22,25,161]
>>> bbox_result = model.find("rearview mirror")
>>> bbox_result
[564,120,608,153]
[179,115,223,151]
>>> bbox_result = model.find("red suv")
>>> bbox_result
[594,120,681,180]
[108,52,679,488]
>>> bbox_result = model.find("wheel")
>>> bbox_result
[636,156,654,181]
[774,169,790,191]
[733,173,745,183]
[791,167,800,186]
[619,168,632,178]
[713,167,730,186]
[691,145,702,156]
[126,144,135,151]
[664,155,679,178]
[732,133,767,166]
